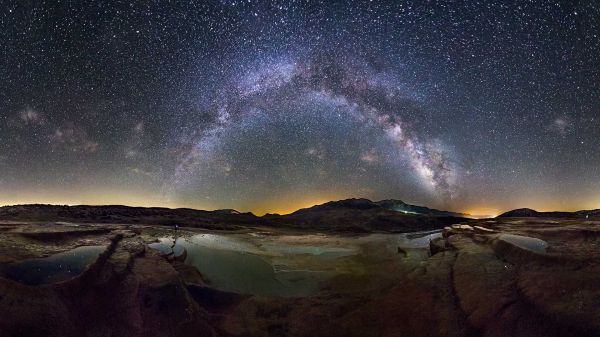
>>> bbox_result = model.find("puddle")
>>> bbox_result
[0,246,106,285]
[399,230,442,248]
[150,236,340,297]
[150,230,438,297]
[259,243,355,257]
[498,234,548,253]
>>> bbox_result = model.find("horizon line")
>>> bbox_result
[1,198,595,217]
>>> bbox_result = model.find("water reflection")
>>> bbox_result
[149,230,439,297]
[498,234,548,253]
[399,230,442,248]
[1,245,106,285]
[150,236,330,297]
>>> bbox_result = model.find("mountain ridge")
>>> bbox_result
[0,198,469,232]
[290,198,470,218]
[497,208,600,218]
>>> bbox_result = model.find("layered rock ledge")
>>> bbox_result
[0,219,598,337]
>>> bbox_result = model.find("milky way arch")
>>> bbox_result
[167,55,461,202]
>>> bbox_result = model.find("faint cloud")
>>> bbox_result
[316,167,328,178]
[123,121,146,159]
[18,108,45,126]
[133,121,144,133]
[51,124,99,153]
[124,149,139,159]
[548,116,573,137]
[128,167,153,178]
[357,186,376,195]
[222,162,232,175]
[305,145,326,160]
[360,148,379,164]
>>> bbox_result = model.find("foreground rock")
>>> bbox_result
[0,219,598,336]
[218,219,600,337]
[0,224,216,337]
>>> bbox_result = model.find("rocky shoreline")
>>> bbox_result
[0,219,598,337]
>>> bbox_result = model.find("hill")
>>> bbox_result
[0,204,262,230]
[374,199,469,217]
[264,198,467,232]
[497,208,600,218]
[0,199,469,232]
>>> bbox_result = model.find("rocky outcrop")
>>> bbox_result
[1,219,599,337]
[432,221,600,337]
[0,228,216,337]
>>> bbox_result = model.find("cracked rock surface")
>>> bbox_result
[0,219,598,337]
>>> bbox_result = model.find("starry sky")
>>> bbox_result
[1,1,599,216]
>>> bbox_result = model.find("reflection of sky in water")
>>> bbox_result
[1,245,105,285]
[260,244,355,257]
[149,230,438,297]
[186,245,325,297]
[498,234,548,253]
[150,235,338,297]
[189,234,259,253]
[399,231,442,248]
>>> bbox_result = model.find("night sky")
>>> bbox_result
[1,1,599,215]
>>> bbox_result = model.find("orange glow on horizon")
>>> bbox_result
[251,199,331,216]
[461,208,501,218]
[243,193,352,216]
[0,189,352,216]
[2,189,599,217]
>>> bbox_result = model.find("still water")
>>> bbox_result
[149,230,440,297]
[498,234,548,253]
[1,245,106,285]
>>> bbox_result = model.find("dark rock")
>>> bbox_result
[429,237,449,255]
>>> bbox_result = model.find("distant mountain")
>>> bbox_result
[374,199,470,218]
[579,209,600,217]
[497,208,542,218]
[291,198,469,217]
[0,204,261,230]
[212,209,242,215]
[497,208,600,218]
[290,198,380,213]
[0,199,470,232]
[264,198,468,232]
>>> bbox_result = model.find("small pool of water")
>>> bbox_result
[150,230,438,297]
[150,236,339,297]
[260,243,355,257]
[0,245,106,285]
[399,231,442,248]
[498,234,548,253]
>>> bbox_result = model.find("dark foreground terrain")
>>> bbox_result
[0,215,599,337]
[0,199,466,232]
